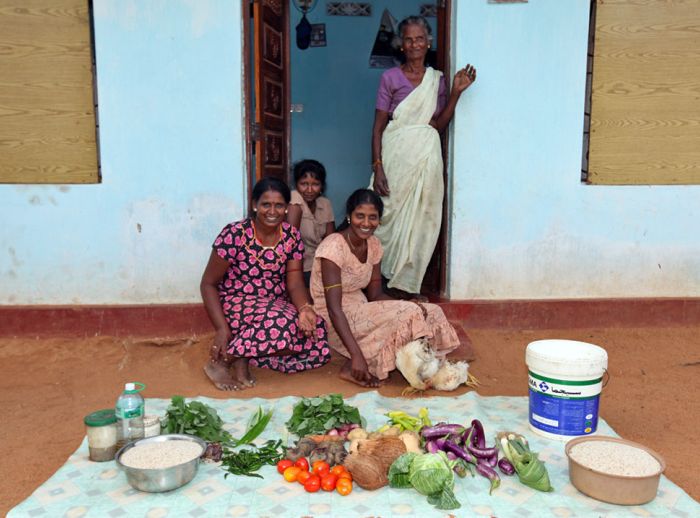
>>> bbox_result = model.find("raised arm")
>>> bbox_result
[430,64,476,133]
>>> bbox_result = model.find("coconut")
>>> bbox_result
[343,453,388,490]
[357,436,407,471]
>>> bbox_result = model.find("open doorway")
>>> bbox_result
[244,0,452,297]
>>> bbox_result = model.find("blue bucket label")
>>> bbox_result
[528,370,602,436]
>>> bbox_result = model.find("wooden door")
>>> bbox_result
[421,0,451,296]
[252,0,289,182]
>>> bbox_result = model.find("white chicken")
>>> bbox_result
[395,339,478,394]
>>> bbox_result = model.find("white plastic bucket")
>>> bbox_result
[526,339,608,441]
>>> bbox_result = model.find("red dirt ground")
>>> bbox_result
[1,326,698,514]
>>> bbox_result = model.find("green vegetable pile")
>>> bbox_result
[221,439,286,478]
[498,432,554,492]
[388,452,461,510]
[162,396,234,444]
[286,393,362,436]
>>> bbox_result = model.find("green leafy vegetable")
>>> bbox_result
[388,452,460,510]
[286,394,362,437]
[221,439,286,478]
[234,406,273,447]
[162,396,234,444]
[498,432,554,492]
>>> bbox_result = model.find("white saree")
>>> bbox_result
[371,67,444,293]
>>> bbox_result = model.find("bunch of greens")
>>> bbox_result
[286,394,362,437]
[221,439,286,478]
[163,396,272,448]
[498,432,554,492]
[388,452,461,510]
[162,396,234,444]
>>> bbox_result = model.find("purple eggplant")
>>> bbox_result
[460,425,473,446]
[425,440,440,454]
[470,419,486,448]
[420,423,465,439]
[467,443,499,459]
[476,461,501,495]
[442,440,478,464]
[445,451,457,461]
[434,437,447,450]
[487,452,498,467]
[498,457,516,476]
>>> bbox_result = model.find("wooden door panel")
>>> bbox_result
[253,0,288,181]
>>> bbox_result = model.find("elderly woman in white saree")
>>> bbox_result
[371,16,476,299]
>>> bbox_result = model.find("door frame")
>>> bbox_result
[242,0,453,297]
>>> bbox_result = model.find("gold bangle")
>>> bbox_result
[323,283,342,292]
[372,159,382,167]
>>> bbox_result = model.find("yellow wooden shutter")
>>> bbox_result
[588,0,700,185]
[0,0,99,184]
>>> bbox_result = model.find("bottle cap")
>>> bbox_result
[123,382,145,394]
[125,382,135,391]
[84,409,117,427]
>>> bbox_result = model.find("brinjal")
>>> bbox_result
[470,419,486,448]
[476,461,501,495]
[498,457,515,476]
[420,423,465,439]
[442,440,478,464]
[467,443,499,459]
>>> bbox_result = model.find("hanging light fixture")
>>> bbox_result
[293,0,318,50]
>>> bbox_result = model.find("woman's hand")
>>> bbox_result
[453,64,476,94]
[211,328,233,362]
[298,306,317,339]
[350,354,373,383]
[373,166,390,196]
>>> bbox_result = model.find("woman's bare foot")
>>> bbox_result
[339,360,382,388]
[204,361,241,391]
[231,357,256,387]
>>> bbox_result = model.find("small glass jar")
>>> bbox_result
[143,415,161,438]
[84,409,117,462]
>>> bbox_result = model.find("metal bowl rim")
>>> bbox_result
[115,433,206,472]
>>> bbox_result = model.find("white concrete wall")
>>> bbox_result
[2,0,698,305]
[448,0,700,299]
[0,0,246,304]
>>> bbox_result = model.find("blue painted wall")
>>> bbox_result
[0,0,246,304]
[1,0,698,305]
[448,0,700,298]
[289,1,435,221]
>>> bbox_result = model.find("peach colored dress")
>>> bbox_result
[310,233,460,380]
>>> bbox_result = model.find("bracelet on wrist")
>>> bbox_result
[298,303,315,313]
[372,159,382,168]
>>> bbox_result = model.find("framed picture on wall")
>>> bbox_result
[310,24,327,47]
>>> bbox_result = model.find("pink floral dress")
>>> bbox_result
[213,219,331,372]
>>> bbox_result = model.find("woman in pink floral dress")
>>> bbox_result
[201,178,331,391]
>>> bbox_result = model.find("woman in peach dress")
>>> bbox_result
[310,189,459,387]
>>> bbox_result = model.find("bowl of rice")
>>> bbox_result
[565,435,666,505]
[116,434,206,492]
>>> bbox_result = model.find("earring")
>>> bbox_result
[253,208,257,212]
[285,209,288,214]
[346,217,350,223]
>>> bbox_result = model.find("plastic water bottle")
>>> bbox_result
[115,382,145,449]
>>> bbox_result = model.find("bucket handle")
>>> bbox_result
[602,369,610,389]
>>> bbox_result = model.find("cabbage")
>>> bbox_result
[388,452,460,510]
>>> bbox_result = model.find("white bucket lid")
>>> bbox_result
[526,339,608,378]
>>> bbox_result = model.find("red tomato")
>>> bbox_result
[296,470,313,485]
[304,474,321,493]
[329,465,346,477]
[276,459,293,474]
[312,460,330,477]
[294,457,309,471]
[321,474,338,492]
[336,477,353,496]
[283,466,302,483]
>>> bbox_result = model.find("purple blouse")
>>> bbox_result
[375,66,448,118]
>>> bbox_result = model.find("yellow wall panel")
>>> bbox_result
[0,0,98,184]
[588,0,700,184]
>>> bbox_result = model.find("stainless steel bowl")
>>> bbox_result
[115,434,206,493]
